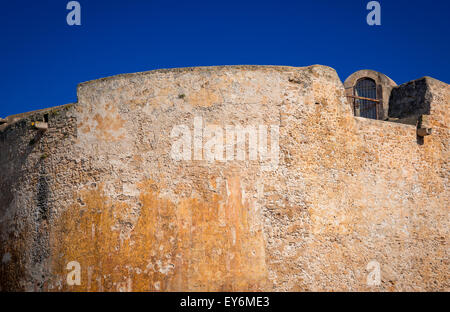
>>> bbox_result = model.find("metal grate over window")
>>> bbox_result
[354,78,378,119]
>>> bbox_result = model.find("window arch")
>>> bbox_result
[344,70,397,121]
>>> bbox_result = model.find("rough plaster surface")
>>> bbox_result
[0,65,448,291]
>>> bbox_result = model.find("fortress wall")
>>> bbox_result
[0,105,78,291]
[260,75,448,291]
[273,116,448,291]
[0,65,448,291]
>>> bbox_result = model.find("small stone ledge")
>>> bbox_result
[32,121,48,131]
[386,115,420,126]
[353,116,416,132]
[417,127,432,137]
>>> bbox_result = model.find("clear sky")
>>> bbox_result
[1,0,449,117]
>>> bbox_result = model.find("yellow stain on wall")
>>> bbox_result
[186,87,222,107]
[50,176,268,291]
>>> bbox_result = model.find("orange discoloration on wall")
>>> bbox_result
[0,222,31,291]
[76,103,126,141]
[186,86,222,107]
[50,176,267,291]
[92,111,125,142]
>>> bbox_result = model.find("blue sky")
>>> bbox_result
[1,0,449,117]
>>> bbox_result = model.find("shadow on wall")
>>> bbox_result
[0,113,51,291]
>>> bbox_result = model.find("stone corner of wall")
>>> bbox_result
[388,76,449,121]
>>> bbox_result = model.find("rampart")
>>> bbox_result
[0,65,448,291]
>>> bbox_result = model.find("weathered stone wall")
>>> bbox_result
[0,65,448,291]
[0,105,77,291]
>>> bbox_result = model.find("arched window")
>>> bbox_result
[354,78,378,119]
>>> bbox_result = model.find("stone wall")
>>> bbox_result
[0,65,448,291]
